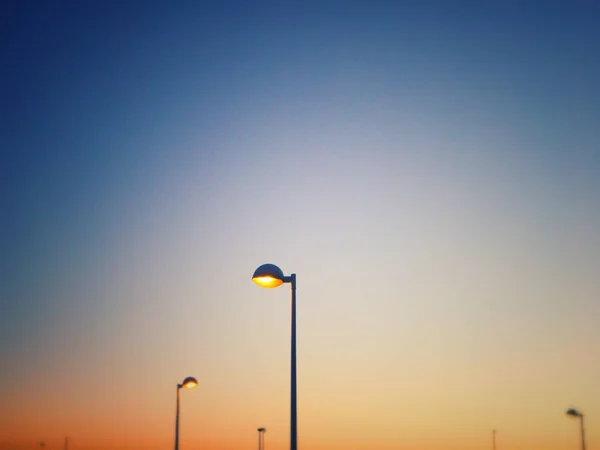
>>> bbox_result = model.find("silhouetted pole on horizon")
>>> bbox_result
[492,429,496,450]
[174,377,198,450]
[291,274,297,450]
[175,385,180,450]
[64,436,68,450]
[257,428,266,450]
[566,408,586,450]
[581,415,586,450]
[252,264,298,450]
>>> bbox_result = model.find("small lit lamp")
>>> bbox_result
[175,377,198,450]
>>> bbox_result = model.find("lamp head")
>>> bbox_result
[258,428,266,432]
[566,408,582,418]
[253,263,285,288]
[181,377,198,389]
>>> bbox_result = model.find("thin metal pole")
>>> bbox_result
[175,385,181,450]
[290,274,297,450]
[493,429,496,450]
[580,415,586,450]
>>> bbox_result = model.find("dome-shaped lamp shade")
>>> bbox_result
[566,408,581,417]
[181,377,198,389]
[253,263,285,288]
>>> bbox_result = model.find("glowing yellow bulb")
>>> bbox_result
[183,381,197,389]
[253,276,284,288]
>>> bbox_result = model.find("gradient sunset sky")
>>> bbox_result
[2,2,600,450]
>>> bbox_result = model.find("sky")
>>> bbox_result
[2,1,600,450]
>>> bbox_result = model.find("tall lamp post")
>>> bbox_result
[566,408,586,450]
[252,263,297,450]
[175,377,198,450]
[257,427,267,450]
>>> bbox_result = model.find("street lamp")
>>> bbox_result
[175,377,198,450]
[257,427,267,450]
[252,263,297,450]
[566,408,586,450]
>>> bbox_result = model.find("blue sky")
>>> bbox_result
[2,2,600,449]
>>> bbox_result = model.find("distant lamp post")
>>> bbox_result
[175,377,198,450]
[257,427,267,450]
[566,408,586,450]
[252,263,297,450]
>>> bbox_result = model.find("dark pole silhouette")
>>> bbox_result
[290,273,297,450]
[175,385,180,450]
[257,428,266,450]
[566,408,586,450]
[174,377,198,450]
[581,415,586,450]
[492,429,496,450]
[252,264,298,450]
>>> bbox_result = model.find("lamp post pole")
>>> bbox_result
[257,428,266,450]
[174,377,198,450]
[580,414,586,450]
[290,273,297,450]
[252,264,298,450]
[175,384,181,450]
[566,408,586,450]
